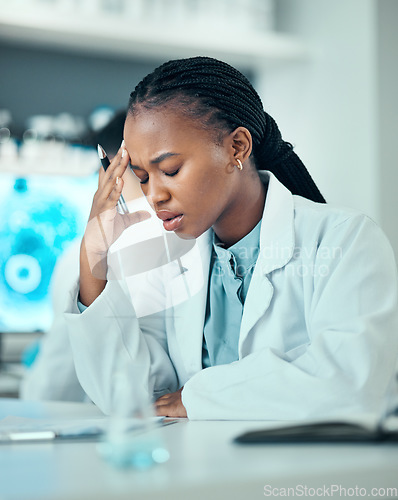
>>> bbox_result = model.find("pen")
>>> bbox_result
[97,144,129,215]
[0,420,176,444]
[0,430,103,443]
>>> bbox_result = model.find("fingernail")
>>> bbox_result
[116,176,120,185]
[120,139,125,148]
[121,148,126,158]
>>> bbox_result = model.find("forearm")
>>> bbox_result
[78,237,107,307]
[64,280,178,414]
[181,337,395,421]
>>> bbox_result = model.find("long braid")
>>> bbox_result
[128,56,326,203]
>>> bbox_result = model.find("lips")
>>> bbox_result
[156,210,184,232]
[156,210,181,221]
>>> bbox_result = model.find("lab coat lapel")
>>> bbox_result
[168,230,212,376]
[239,172,295,353]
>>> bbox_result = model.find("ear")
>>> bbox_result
[228,127,253,164]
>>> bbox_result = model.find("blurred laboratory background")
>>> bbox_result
[0,0,397,395]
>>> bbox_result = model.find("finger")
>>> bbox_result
[112,148,131,182]
[154,401,170,412]
[105,177,149,215]
[98,163,106,183]
[97,140,129,199]
[99,174,123,207]
[154,397,167,406]
[99,167,129,208]
[107,176,124,201]
[99,142,129,189]
[154,400,172,412]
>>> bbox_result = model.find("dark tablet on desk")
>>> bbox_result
[234,421,398,444]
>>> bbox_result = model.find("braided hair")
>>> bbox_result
[128,56,325,203]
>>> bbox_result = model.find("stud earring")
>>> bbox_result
[235,159,243,171]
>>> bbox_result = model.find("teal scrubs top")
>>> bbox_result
[202,220,262,368]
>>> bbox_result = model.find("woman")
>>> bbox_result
[66,56,398,420]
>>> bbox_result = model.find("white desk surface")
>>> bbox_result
[1,399,398,500]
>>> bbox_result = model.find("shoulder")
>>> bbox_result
[293,195,381,240]
[291,195,396,266]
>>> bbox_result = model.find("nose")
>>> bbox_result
[145,176,170,209]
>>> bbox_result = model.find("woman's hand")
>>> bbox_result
[155,388,187,418]
[79,143,150,305]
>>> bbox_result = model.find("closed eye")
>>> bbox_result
[132,166,180,184]
[164,168,180,177]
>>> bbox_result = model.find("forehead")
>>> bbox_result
[124,108,214,154]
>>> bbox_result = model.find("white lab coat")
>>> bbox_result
[64,171,398,420]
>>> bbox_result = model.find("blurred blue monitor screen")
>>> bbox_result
[0,173,97,333]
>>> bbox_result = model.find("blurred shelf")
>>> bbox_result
[0,162,98,177]
[0,147,99,176]
[1,332,42,364]
[0,4,310,69]
[0,372,20,398]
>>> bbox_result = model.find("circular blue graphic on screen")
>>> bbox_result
[0,173,98,332]
[4,254,42,294]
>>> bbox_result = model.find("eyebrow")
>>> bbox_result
[130,152,180,170]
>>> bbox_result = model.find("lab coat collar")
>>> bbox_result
[257,170,295,274]
[238,171,295,350]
